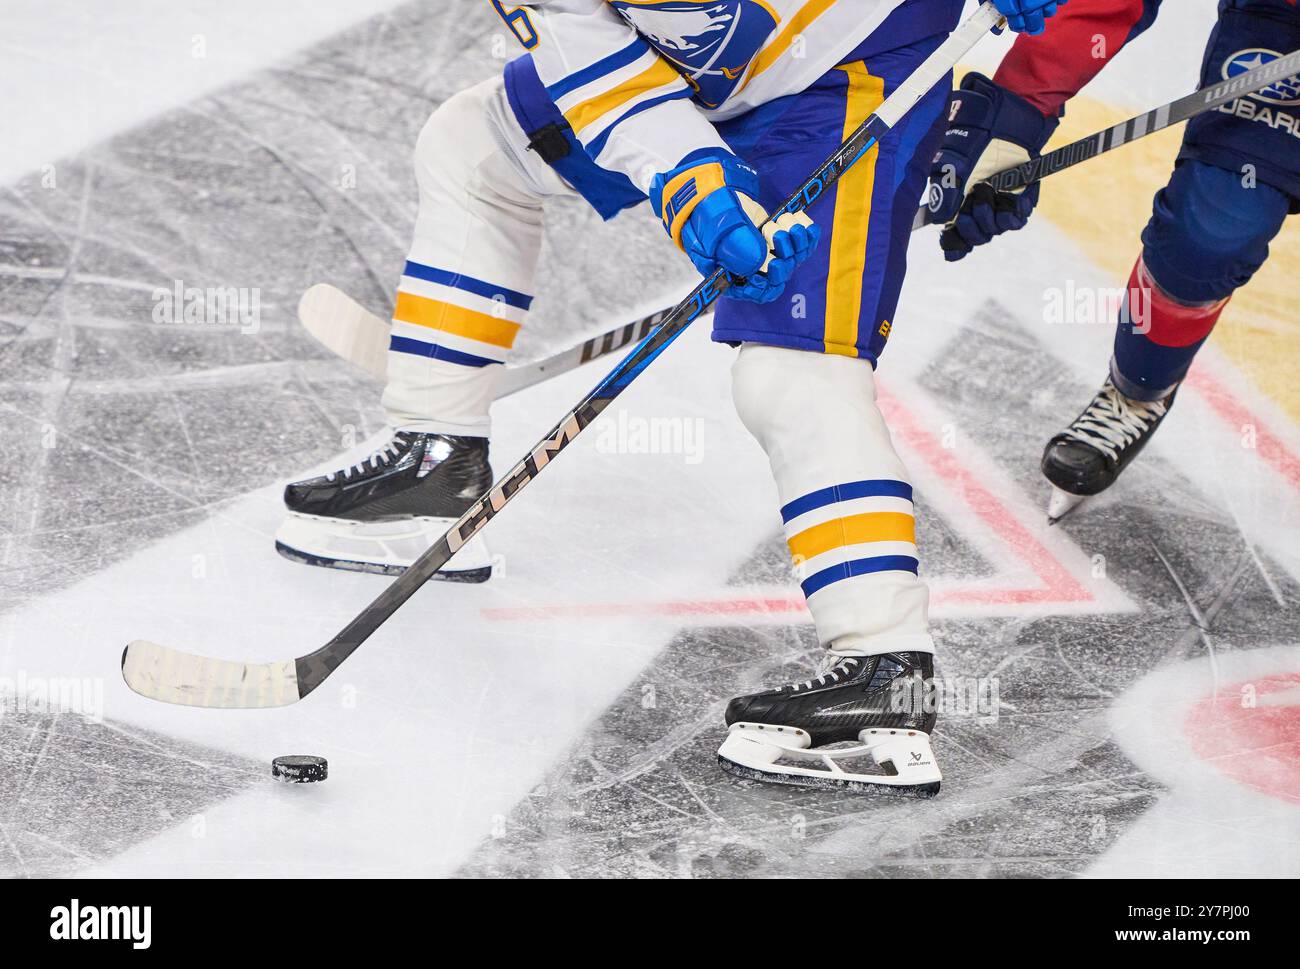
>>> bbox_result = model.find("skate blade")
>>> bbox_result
[275,513,491,582]
[274,541,490,581]
[1046,487,1087,526]
[717,755,940,798]
[717,726,941,798]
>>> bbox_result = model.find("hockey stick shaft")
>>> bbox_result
[121,2,1004,707]
[298,282,672,397]
[304,48,1300,400]
[496,306,672,397]
[294,3,1004,694]
[912,45,1300,229]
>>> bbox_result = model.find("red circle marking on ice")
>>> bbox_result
[1184,672,1300,805]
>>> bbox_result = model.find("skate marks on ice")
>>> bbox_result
[456,573,1167,879]
[458,305,1300,878]
[0,0,686,616]
[0,704,261,877]
[0,0,692,873]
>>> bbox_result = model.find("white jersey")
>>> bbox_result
[509,0,920,191]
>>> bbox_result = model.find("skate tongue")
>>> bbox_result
[794,653,863,691]
[819,652,865,673]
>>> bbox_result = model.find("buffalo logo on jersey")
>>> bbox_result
[1223,49,1300,106]
[608,1,779,108]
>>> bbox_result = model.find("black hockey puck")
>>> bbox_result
[271,755,328,784]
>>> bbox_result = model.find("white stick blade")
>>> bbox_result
[298,283,389,381]
[122,640,301,709]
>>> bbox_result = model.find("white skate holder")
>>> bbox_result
[719,722,942,795]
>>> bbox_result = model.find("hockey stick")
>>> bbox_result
[911,44,1300,229]
[297,283,672,397]
[304,46,1300,393]
[121,1,1005,709]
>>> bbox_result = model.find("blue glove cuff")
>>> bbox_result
[649,150,760,249]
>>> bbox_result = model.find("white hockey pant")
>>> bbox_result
[382,76,571,437]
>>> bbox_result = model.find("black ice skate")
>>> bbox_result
[276,431,494,580]
[719,651,941,797]
[1041,377,1176,524]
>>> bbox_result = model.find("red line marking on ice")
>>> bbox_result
[485,384,1098,624]
[484,597,806,622]
[482,585,1071,622]
[876,384,1091,604]
[1186,369,1300,491]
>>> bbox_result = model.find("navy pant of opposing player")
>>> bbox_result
[1112,5,1300,401]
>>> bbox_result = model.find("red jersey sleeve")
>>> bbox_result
[993,0,1165,116]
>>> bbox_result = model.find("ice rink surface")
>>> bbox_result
[1,0,1297,877]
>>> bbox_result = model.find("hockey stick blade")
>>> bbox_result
[297,284,390,382]
[912,44,1300,229]
[122,2,1004,709]
[122,640,301,708]
[299,282,675,399]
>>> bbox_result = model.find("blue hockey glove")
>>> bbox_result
[991,0,1067,36]
[928,72,1059,262]
[650,151,820,305]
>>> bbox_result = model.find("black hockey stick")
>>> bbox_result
[911,44,1300,229]
[297,282,672,397]
[120,2,1005,709]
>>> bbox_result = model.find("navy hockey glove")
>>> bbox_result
[650,152,820,305]
[928,72,1059,262]
[991,0,1067,36]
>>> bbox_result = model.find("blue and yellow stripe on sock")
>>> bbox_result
[389,260,531,368]
[781,479,919,599]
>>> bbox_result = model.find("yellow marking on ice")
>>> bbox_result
[964,72,1300,427]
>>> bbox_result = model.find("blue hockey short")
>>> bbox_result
[504,31,953,364]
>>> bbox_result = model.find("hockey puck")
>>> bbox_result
[271,755,328,784]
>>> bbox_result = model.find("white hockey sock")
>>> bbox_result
[731,343,935,656]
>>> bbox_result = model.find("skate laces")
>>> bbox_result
[791,655,861,692]
[328,436,409,481]
[1063,382,1167,461]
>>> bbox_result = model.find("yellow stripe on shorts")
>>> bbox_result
[824,63,884,356]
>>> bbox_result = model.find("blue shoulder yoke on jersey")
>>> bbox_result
[503,55,645,221]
